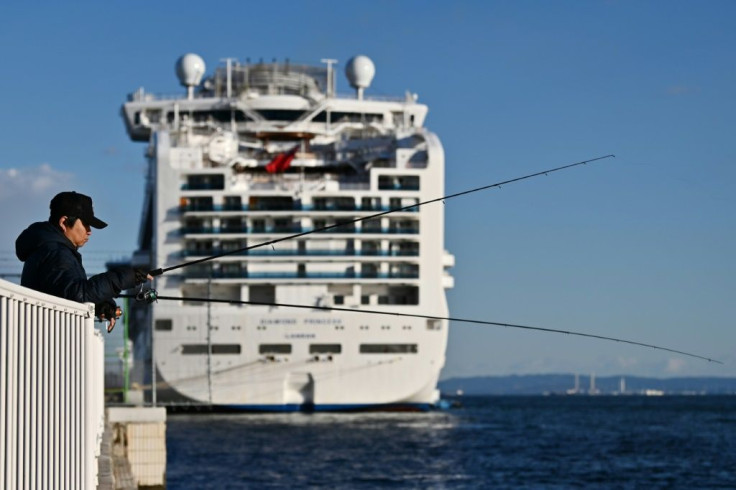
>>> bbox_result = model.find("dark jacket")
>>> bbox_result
[15,221,136,305]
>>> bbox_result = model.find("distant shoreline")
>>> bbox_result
[439,374,736,396]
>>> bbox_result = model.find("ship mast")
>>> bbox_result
[207,275,213,405]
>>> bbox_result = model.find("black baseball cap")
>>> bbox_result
[50,192,108,229]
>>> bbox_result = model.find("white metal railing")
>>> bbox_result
[128,88,406,103]
[1,279,105,489]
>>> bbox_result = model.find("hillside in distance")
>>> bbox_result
[439,374,736,395]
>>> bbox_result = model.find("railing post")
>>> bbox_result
[0,296,9,488]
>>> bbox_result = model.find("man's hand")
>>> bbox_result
[134,268,154,285]
[95,300,121,333]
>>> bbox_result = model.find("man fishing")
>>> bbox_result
[15,191,151,332]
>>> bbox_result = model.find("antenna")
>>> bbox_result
[321,58,338,97]
[220,57,237,98]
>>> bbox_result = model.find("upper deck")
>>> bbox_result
[121,57,428,143]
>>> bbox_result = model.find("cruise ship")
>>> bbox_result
[120,54,455,410]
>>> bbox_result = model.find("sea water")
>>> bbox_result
[166,396,736,489]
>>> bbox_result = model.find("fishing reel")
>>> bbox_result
[136,285,159,304]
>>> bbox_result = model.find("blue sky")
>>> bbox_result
[1,1,734,379]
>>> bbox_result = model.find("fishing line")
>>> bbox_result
[119,293,721,364]
[125,152,722,364]
[149,154,615,277]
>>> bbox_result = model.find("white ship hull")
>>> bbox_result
[155,309,445,410]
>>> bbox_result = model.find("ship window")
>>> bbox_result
[197,110,249,123]
[394,286,419,305]
[251,219,266,232]
[314,196,355,211]
[145,110,161,124]
[224,196,242,211]
[220,263,243,277]
[427,320,442,331]
[390,263,419,279]
[362,264,378,278]
[250,285,275,303]
[388,219,419,234]
[274,218,298,233]
[361,295,370,305]
[222,239,246,252]
[167,110,249,123]
[221,217,244,232]
[334,219,355,233]
[212,344,241,355]
[361,197,381,211]
[254,109,305,121]
[259,344,292,354]
[334,295,344,305]
[185,174,224,190]
[360,344,418,354]
[181,344,242,355]
[361,241,380,254]
[361,220,381,233]
[155,319,173,331]
[388,197,418,210]
[407,150,428,168]
[182,344,208,355]
[378,175,420,191]
[310,344,342,354]
[312,112,383,123]
[185,196,213,211]
[394,242,419,256]
[186,241,214,254]
[252,196,294,211]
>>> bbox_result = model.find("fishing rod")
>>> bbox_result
[118,293,722,364]
[125,152,722,364]
[148,154,615,277]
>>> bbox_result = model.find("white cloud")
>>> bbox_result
[666,85,700,96]
[0,163,74,199]
[1,164,76,256]
[614,356,639,369]
[665,357,687,374]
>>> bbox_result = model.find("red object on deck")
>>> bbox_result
[265,145,299,173]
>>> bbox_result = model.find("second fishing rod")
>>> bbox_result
[147,154,615,278]
[127,152,721,364]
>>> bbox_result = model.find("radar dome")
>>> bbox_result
[176,53,206,87]
[345,55,375,89]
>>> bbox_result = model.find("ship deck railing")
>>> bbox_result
[1,279,105,489]
[180,180,422,193]
[180,226,420,235]
[128,89,406,104]
[181,249,419,258]
[180,204,419,212]
[182,271,420,280]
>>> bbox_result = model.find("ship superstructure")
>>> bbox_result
[121,54,454,410]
